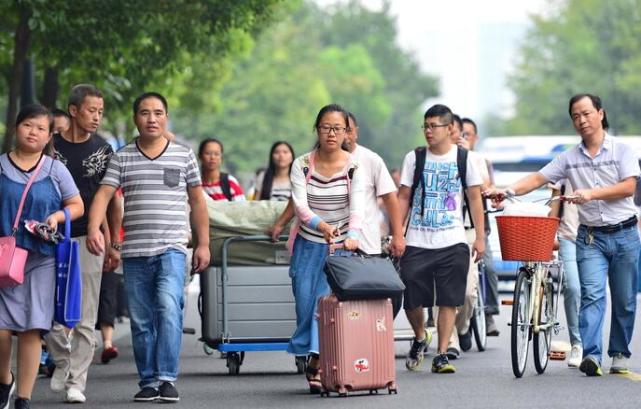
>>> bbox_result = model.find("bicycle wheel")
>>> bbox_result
[470,286,487,351]
[511,268,531,378]
[533,279,554,374]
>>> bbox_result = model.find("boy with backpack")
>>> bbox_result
[397,104,485,373]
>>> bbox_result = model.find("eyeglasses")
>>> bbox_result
[421,122,450,131]
[317,125,347,135]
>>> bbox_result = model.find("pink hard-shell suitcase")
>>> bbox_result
[318,295,397,397]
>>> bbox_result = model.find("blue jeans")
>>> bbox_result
[576,225,639,363]
[123,249,186,388]
[287,236,331,356]
[559,238,581,346]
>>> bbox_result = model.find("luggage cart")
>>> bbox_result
[199,235,306,375]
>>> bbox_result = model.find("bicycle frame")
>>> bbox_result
[522,260,564,334]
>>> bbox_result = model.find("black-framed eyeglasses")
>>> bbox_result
[421,122,450,131]
[317,125,347,135]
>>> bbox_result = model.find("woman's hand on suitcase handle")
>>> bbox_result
[343,237,359,251]
[318,221,340,244]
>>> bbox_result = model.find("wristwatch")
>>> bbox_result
[111,242,122,251]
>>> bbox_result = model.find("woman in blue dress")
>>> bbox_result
[0,105,83,409]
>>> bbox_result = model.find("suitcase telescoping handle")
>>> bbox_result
[219,234,288,341]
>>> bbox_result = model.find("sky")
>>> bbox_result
[314,0,547,134]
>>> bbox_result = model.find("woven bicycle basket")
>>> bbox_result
[496,216,560,262]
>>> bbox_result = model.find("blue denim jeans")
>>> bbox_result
[123,249,186,388]
[559,238,581,346]
[576,225,639,363]
[287,236,331,356]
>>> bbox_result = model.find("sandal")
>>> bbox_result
[305,365,322,394]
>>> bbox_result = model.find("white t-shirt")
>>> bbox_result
[352,145,398,254]
[400,145,483,249]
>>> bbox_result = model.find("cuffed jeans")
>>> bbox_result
[576,225,639,363]
[559,238,581,346]
[123,249,185,388]
[287,236,331,356]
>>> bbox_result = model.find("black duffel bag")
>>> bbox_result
[323,252,405,301]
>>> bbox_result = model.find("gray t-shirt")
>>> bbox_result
[0,154,78,201]
[100,140,201,258]
[540,133,640,226]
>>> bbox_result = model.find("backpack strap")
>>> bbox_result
[457,146,473,226]
[405,147,427,236]
[219,172,233,201]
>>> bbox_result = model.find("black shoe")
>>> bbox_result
[459,330,473,352]
[0,372,15,409]
[159,382,179,402]
[133,387,159,402]
[13,398,30,409]
[446,347,460,360]
[431,353,456,374]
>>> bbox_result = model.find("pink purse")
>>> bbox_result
[0,156,46,288]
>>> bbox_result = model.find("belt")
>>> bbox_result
[584,216,638,234]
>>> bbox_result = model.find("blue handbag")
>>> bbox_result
[54,208,82,328]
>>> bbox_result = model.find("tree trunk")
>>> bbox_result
[2,4,32,153]
[42,66,60,109]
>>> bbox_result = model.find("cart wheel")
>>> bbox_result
[227,352,241,375]
[202,343,214,356]
[295,356,307,374]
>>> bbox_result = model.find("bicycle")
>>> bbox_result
[469,258,487,351]
[494,195,572,378]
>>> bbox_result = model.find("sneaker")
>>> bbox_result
[446,346,460,360]
[579,356,603,377]
[158,382,179,403]
[431,353,456,374]
[13,398,30,409]
[423,328,433,356]
[133,387,159,402]
[610,353,630,374]
[50,368,68,392]
[64,387,86,403]
[486,315,500,336]
[405,338,427,371]
[567,344,582,368]
[101,346,119,364]
[0,372,15,409]
[459,330,472,352]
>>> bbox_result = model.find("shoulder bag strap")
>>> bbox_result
[62,207,71,242]
[12,155,46,234]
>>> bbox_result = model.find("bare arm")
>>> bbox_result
[466,185,486,262]
[397,185,411,231]
[509,172,549,196]
[548,187,561,217]
[268,198,295,241]
[381,192,406,257]
[86,185,117,255]
[571,177,637,204]
[188,185,211,273]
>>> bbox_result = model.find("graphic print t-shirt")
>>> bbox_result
[54,133,113,237]
[400,145,482,249]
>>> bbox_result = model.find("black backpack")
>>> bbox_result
[408,145,472,228]
[219,172,233,201]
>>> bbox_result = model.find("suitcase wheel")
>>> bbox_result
[320,390,330,397]
[226,352,241,375]
[388,388,398,395]
[369,389,379,395]
[338,392,347,397]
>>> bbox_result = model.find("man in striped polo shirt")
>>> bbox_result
[86,92,210,402]
[487,93,640,377]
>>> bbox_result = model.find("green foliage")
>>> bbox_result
[172,0,438,173]
[501,0,641,135]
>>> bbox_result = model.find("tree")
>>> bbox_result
[1,0,282,151]
[499,0,641,135]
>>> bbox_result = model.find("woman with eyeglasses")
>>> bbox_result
[253,141,295,201]
[286,104,364,394]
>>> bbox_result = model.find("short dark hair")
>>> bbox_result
[452,114,462,130]
[68,84,102,109]
[51,108,70,119]
[568,93,609,130]
[133,92,169,116]
[198,137,224,157]
[313,104,350,131]
[462,117,477,134]
[347,112,358,127]
[16,104,54,155]
[424,104,453,124]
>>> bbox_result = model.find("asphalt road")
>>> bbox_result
[30,282,641,409]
